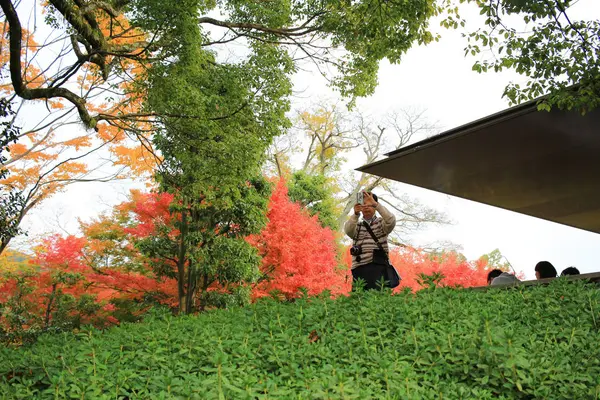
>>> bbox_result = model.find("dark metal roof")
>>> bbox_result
[357,102,600,234]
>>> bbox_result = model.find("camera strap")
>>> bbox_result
[362,221,386,254]
[353,222,363,245]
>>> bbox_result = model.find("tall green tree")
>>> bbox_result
[118,0,463,313]
[141,6,292,313]
[455,0,600,112]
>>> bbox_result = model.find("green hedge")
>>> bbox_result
[1,279,599,399]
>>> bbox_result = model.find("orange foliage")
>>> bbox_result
[0,235,120,332]
[79,190,167,273]
[123,191,176,239]
[0,23,45,93]
[0,10,157,219]
[0,230,178,334]
[389,248,490,291]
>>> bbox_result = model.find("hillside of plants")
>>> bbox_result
[1,279,599,399]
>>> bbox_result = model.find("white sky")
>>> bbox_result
[16,0,600,280]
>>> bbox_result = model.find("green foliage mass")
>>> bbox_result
[287,171,339,230]
[479,248,511,271]
[1,280,599,398]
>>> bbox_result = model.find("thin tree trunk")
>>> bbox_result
[198,274,209,311]
[44,283,58,329]
[0,205,27,256]
[177,210,189,314]
[274,153,283,178]
[0,188,40,256]
[0,238,10,257]
[185,259,196,313]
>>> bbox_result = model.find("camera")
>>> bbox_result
[350,244,362,256]
[356,192,364,205]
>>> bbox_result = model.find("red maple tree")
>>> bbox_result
[0,235,120,337]
[248,180,350,299]
[389,248,490,291]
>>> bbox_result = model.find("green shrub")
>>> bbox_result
[0,279,599,399]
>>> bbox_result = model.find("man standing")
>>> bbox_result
[344,192,396,290]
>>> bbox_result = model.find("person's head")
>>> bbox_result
[487,269,503,285]
[360,192,378,220]
[560,266,580,276]
[535,261,557,279]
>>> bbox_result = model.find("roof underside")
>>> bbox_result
[357,103,600,234]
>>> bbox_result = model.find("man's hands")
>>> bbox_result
[353,192,378,216]
[363,192,378,208]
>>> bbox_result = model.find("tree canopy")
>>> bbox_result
[1,0,454,128]
[458,0,600,112]
[0,0,463,251]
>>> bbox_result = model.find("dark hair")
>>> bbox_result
[560,266,580,276]
[535,261,557,279]
[366,192,378,202]
[487,269,503,285]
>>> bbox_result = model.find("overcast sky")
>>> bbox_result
[16,0,600,280]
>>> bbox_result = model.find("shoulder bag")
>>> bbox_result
[362,221,401,288]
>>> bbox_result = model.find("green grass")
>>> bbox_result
[1,279,599,399]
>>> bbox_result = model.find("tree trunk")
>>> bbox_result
[0,190,39,256]
[198,274,210,312]
[185,259,196,313]
[177,210,189,314]
[44,283,58,329]
[0,203,27,256]
[274,153,283,178]
[0,238,10,257]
